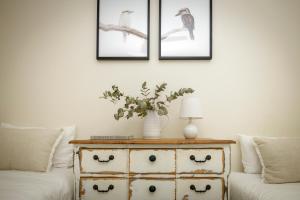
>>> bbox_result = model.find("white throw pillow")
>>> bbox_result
[0,123,76,168]
[238,135,262,174]
[253,137,300,183]
[0,128,63,172]
[52,126,76,168]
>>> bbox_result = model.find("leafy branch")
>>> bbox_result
[100,82,194,120]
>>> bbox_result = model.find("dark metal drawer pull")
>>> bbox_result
[149,185,156,193]
[149,155,156,162]
[190,184,211,193]
[93,184,114,192]
[93,155,114,162]
[190,155,211,163]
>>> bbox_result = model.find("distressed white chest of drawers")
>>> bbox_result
[70,138,235,200]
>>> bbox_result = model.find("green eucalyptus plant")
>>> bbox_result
[100,82,194,120]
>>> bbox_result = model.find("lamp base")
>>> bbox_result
[183,122,198,139]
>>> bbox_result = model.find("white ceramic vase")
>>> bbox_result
[143,111,161,139]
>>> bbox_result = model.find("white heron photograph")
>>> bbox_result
[159,0,212,60]
[97,0,149,60]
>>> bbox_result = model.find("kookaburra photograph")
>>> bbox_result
[97,0,149,59]
[160,0,212,59]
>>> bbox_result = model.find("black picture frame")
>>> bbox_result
[96,0,150,60]
[159,0,212,60]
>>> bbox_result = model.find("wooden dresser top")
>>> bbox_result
[70,138,236,145]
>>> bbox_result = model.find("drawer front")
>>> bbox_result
[80,149,128,173]
[130,149,175,173]
[176,178,224,200]
[80,178,128,200]
[129,179,175,200]
[176,149,224,174]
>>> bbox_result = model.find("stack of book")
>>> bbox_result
[90,135,134,140]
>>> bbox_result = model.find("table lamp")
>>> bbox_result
[180,96,203,139]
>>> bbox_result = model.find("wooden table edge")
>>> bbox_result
[69,138,236,145]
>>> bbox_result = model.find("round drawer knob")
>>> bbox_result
[149,185,156,193]
[189,155,195,161]
[206,155,211,160]
[108,184,114,190]
[93,155,98,160]
[109,155,114,160]
[149,155,156,162]
[93,184,98,190]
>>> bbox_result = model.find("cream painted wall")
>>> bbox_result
[0,0,300,171]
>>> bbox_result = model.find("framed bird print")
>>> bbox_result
[97,0,150,60]
[159,0,212,60]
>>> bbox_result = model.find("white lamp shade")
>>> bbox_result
[180,96,203,119]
